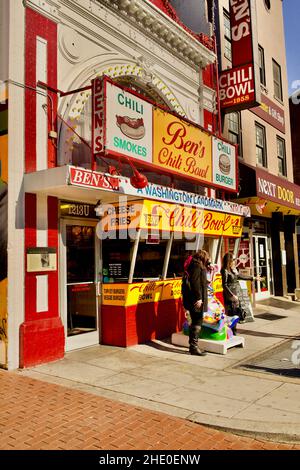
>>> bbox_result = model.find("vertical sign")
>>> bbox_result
[219,0,261,112]
[91,78,104,170]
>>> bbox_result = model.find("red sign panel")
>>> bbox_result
[69,167,119,191]
[251,94,285,133]
[219,64,255,110]
[256,168,300,211]
[220,0,260,112]
[230,0,254,67]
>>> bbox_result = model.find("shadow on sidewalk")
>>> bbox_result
[242,330,300,340]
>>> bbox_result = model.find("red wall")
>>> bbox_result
[101,299,186,347]
[25,8,57,172]
[20,9,64,368]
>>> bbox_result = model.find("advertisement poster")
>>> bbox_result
[212,137,237,191]
[153,107,212,184]
[105,81,153,163]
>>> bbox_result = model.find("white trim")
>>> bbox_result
[36,36,48,171]
[59,218,100,351]
[36,194,48,247]
[36,275,49,312]
[7,0,25,370]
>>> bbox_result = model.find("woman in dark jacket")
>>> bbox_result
[221,253,260,334]
[184,250,210,356]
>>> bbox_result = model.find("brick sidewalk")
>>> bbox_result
[0,370,299,450]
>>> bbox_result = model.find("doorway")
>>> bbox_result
[253,235,272,300]
[60,219,101,351]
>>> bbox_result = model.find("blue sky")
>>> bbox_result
[283,0,300,95]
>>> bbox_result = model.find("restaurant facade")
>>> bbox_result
[1,0,252,369]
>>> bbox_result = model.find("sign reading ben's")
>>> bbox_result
[153,108,212,184]
[91,76,238,192]
[219,0,261,112]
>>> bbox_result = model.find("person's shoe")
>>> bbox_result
[189,347,207,356]
[238,319,246,324]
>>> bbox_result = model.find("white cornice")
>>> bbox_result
[24,0,216,69]
[97,0,216,68]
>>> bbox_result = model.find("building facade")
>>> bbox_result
[216,0,300,300]
[1,0,253,369]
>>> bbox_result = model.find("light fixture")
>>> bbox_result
[126,157,148,189]
[255,199,267,215]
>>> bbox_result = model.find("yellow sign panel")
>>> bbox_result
[101,199,243,238]
[102,279,183,306]
[153,108,212,183]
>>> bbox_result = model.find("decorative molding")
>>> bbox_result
[93,0,216,69]
[59,26,82,63]
[23,0,61,23]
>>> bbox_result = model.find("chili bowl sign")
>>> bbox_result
[105,81,153,163]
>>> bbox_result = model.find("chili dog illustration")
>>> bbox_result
[116,115,145,140]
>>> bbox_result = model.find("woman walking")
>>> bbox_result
[221,252,260,335]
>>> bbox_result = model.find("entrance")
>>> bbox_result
[253,235,272,300]
[60,219,101,351]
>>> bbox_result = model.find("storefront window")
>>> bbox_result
[134,239,168,281]
[167,240,193,278]
[102,239,133,283]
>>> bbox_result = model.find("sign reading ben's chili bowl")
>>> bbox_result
[100,199,243,238]
[153,108,212,184]
[96,77,238,192]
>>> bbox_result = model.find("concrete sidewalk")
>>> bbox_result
[20,298,300,443]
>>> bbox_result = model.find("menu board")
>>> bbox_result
[238,280,254,322]
[109,263,122,277]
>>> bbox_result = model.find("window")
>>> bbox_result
[258,45,266,86]
[224,10,232,62]
[255,123,267,167]
[273,59,283,101]
[264,0,271,11]
[227,112,243,157]
[277,136,287,176]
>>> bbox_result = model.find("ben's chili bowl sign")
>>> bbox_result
[219,64,256,111]
[104,81,153,163]
[100,199,243,238]
[153,108,212,184]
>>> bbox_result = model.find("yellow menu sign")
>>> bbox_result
[101,199,243,238]
[153,108,212,183]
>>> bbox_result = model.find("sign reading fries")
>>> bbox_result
[100,199,243,238]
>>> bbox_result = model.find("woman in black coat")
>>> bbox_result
[221,252,260,334]
[184,250,210,356]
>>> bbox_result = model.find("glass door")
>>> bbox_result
[253,235,271,300]
[60,219,100,351]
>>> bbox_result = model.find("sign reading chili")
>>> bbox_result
[100,199,243,237]
[92,77,238,192]
[219,0,261,112]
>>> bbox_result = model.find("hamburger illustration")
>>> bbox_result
[116,115,145,140]
[218,153,231,175]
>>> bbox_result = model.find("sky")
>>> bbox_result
[283,0,300,95]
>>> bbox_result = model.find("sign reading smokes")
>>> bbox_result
[219,0,261,112]
[93,77,238,192]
